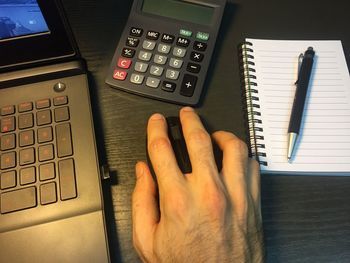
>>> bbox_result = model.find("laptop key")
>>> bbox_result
[40,182,57,205]
[19,147,35,166]
[1,151,16,169]
[1,116,15,133]
[58,158,77,200]
[56,123,73,157]
[0,187,37,214]
[18,113,34,129]
[37,110,52,126]
[1,133,16,150]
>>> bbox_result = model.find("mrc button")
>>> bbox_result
[146,31,160,40]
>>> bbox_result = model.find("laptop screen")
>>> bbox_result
[0,0,50,41]
[0,0,77,71]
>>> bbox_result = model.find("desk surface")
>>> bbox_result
[61,0,350,262]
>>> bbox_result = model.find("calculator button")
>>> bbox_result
[176,37,190,47]
[146,31,160,40]
[196,32,210,41]
[113,69,128,81]
[190,52,204,62]
[130,27,143,37]
[173,47,187,58]
[130,74,145,84]
[146,77,160,88]
[1,105,15,116]
[187,62,201,73]
[161,34,175,43]
[180,29,192,37]
[180,74,198,97]
[126,37,139,47]
[134,62,149,73]
[162,81,176,92]
[142,40,156,50]
[166,69,180,80]
[158,44,171,54]
[150,65,164,76]
[138,51,152,61]
[193,41,207,52]
[122,48,135,58]
[154,54,168,65]
[117,58,132,69]
[169,58,183,69]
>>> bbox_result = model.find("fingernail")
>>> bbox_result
[150,113,164,120]
[182,107,194,112]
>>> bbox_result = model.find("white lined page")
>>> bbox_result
[246,39,350,174]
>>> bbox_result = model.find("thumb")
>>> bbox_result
[132,161,159,260]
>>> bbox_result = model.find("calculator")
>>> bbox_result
[105,0,227,105]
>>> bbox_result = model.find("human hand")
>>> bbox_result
[132,107,264,263]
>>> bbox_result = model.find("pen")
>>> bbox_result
[287,47,315,161]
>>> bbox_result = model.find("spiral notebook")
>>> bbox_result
[239,39,350,175]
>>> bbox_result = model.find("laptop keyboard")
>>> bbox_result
[0,96,77,214]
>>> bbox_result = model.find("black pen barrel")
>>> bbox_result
[288,48,315,133]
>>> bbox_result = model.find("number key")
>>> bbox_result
[138,51,152,61]
[134,62,149,73]
[142,40,156,50]
[154,54,167,65]
[150,65,164,76]
[173,47,187,58]
[130,74,145,84]
[158,44,171,54]
[166,69,180,80]
[169,58,183,69]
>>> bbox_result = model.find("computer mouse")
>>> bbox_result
[146,116,192,176]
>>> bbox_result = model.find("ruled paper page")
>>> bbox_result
[246,39,350,174]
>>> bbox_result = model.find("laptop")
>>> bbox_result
[0,0,110,262]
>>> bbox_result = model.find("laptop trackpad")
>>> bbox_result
[0,211,109,263]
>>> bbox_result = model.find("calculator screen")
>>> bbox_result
[142,0,214,26]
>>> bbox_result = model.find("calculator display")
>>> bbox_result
[142,0,214,26]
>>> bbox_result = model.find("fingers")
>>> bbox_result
[147,113,183,189]
[212,131,249,215]
[247,159,261,216]
[179,107,218,179]
[132,161,159,259]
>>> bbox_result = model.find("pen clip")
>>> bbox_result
[295,53,304,85]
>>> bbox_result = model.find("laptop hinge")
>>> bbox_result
[0,61,86,89]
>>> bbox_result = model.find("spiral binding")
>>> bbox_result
[238,42,267,166]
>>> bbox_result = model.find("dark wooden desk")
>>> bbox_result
[61,0,350,262]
